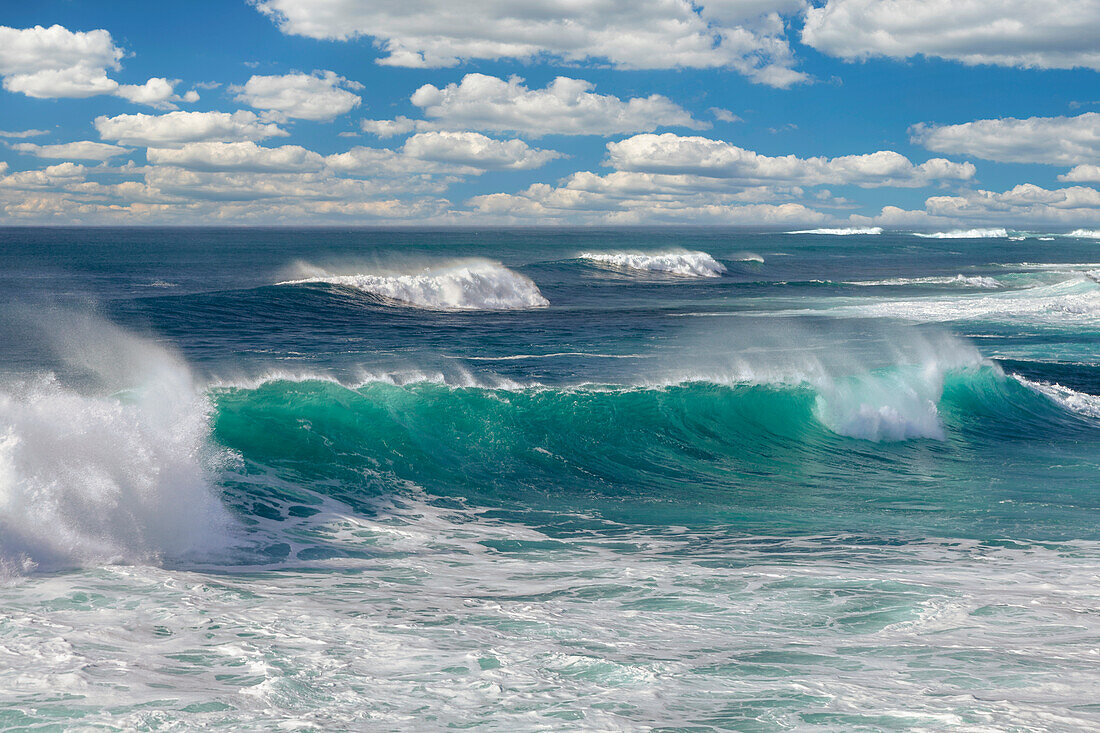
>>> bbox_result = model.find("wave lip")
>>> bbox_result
[579,250,727,277]
[1067,229,1100,239]
[1015,376,1100,419]
[788,227,883,235]
[913,228,1008,239]
[279,260,549,310]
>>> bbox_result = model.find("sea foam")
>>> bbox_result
[914,228,1009,239]
[579,250,727,277]
[0,315,235,572]
[788,227,883,235]
[280,260,548,310]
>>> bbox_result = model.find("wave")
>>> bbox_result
[913,228,1008,239]
[788,227,883,235]
[278,260,548,310]
[579,250,727,277]
[1067,229,1100,239]
[846,274,1001,289]
[821,273,1100,325]
[1015,376,1100,419]
[0,315,235,573]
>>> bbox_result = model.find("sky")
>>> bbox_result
[0,0,1098,228]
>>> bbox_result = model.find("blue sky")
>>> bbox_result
[0,0,1098,228]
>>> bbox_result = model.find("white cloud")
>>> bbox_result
[874,183,1100,226]
[253,0,808,86]
[1060,164,1100,182]
[146,142,326,172]
[115,77,194,109]
[403,74,704,137]
[0,25,196,107]
[911,113,1100,165]
[11,141,132,161]
[606,133,975,187]
[95,111,289,147]
[401,131,562,171]
[802,0,1100,71]
[361,116,421,138]
[0,129,49,138]
[233,70,362,121]
[468,179,828,224]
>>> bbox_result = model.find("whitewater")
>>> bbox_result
[1,227,1099,730]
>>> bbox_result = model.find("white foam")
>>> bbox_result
[788,227,883,235]
[0,317,235,572]
[847,274,1001,288]
[1067,229,1100,238]
[822,274,1100,325]
[279,260,548,310]
[579,250,727,277]
[1015,376,1100,419]
[914,228,1008,239]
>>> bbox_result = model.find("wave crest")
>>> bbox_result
[579,250,727,277]
[280,260,549,310]
[788,227,883,235]
[914,228,1008,239]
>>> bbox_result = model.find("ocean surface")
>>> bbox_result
[0,226,1098,731]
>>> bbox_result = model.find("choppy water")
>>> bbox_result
[0,227,1098,730]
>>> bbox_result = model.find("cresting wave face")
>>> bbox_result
[278,259,549,310]
[579,250,729,277]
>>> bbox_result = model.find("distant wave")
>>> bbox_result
[821,273,1100,325]
[279,260,549,310]
[913,228,1008,239]
[846,274,1001,289]
[1067,229,1100,239]
[579,250,727,277]
[788,227,883,235]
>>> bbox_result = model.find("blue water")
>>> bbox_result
[0,227,1098,730]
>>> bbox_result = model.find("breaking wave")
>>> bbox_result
[0,315,235,573]
[846,274,1001,288]
[579,250,727,277]
[789,227,883,235]
[278,260,549,310]
[913,228,1009,239]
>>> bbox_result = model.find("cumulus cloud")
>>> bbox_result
[361,117,421,138]
[11,141,132,161]
[468,180,828,225]
[140,132,557,181]
[874,183,1100,227]
[95,111,289,147]
[146,141,326,172]
[0,25,196,106]
[911,113,1100,165]
[252,0,808,86]
[401,131,562,170]
[382,74,705,138]
[802,0,1100,71]
[606,133,975,187]
[1060,164,1100,182]
[232,70,362,121]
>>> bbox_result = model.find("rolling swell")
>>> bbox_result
[210,367,1097,518]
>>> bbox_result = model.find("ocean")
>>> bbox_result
[0,226,1098,730]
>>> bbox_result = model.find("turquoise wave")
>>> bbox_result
[210,368,1100,535]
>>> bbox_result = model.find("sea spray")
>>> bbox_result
[278,259,548,310]
[0,314,235,571]
[579,250,727,277]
